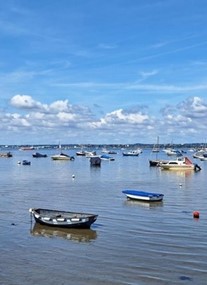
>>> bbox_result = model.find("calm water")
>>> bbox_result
[1,148,207,285]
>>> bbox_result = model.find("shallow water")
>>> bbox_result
[1,148,207,285]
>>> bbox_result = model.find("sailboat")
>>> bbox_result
[149,136,166,167]
[152,136,160,153]
[51,142,74,161]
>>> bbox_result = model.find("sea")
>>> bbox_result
[1,147,207,285]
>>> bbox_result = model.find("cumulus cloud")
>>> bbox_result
[2,94,207,143]
[158,96,207,139]
[88,109,151,132]
[103,109,149,124]
[49,100,71,112]
[10,95,44,109]
[178,96,207,117]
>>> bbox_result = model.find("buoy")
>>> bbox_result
[72,174,75,179]
[193,211,200,218]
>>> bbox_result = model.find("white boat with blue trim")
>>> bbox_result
[122,190,164,202]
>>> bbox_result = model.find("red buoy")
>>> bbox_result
[193,211,200,218]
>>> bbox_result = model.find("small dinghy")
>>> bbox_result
[122,190,164,202]
[22,160,31,165]
[29,208,98,229]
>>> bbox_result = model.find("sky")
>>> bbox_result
[1,0,207,145]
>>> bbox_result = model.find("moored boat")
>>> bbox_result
[0,152,12,158]
[160,156,201,171]
[122,149,142,156]
[90,156,101,166]
[100,154,115,161]
[33,152,47,158]
[122,190,164,202]
[51,152,75,161]
[152,136,160,153]
[22,160,31,165]
[76,150,86,156]
[29,208,98,229]
[162,148,182,156]
[20,146,34,151]
[101,148,117,154]
[149,159,168,167]
[85,151,97,157]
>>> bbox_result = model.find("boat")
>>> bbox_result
[107,150,117,154]
[100,154,115,161]
[163,148,182,156]
[160,156,201,171]
[19,146,34,151]
[149,159,160,167]
[29,208,98,229]
[149,159,167,167]
[51,141,75,160]
[122,149,142,156]
[76,150,86,156]
[51,152,75,161]
[152,136,160,153]
[32,152,47,158]
[85,151,97,157]
[199,156,207,161]
[149,137,168,166]
[193,150,207,160]
[122,190,164,202]
[0,152,12,158]
[101,148,117,154]
[90,156,101,166]
[22,160,31,165]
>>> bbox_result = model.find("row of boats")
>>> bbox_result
[29,189,164,230]
[1,146,203,171]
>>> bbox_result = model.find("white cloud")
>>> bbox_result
[190,97,207,112]
[49,100,71,112]
[103,109,149,124]
[57,112,76,122]
[1,94,207,144]
[10,95,43,109]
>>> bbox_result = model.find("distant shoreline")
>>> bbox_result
[0,143,205,150]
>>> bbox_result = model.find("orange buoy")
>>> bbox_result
[193,211,200,218]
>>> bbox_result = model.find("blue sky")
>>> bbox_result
[1,0,207,145]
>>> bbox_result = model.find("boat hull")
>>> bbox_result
[90,156,101,166]
[29,208,98,229]
[122,190,164,202]
[33,152,47,158]
[22,160,31,165]
[149,159,168,167]
[0,152,12,158]
[51,153,75,160]
[160,157,201,171]
[123,152,139,156]
[51,156,71,160]
[161,165,195,170]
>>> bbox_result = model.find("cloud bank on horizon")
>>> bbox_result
[0,94,206,145]
[0,0,207,145]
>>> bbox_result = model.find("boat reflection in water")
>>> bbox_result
[31,223,97,243]
[160,168,194,178]
[124,199,163,208]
